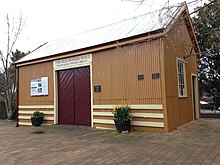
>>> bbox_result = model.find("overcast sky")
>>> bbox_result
[0,0,207,53]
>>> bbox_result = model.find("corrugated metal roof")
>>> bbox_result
[16,5,182,64]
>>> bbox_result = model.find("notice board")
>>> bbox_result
[30,77,48,96]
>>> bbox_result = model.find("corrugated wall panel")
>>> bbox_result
[92,39,162,105]
[18,61,54,106]
[164,17,198,131]
[18,61,54,126]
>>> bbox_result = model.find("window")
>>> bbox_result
[177,59,187,97]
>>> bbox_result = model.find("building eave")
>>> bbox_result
[15,29,165,67]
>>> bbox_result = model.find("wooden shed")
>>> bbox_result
[15,3,200,132]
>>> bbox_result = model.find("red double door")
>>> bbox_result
[58,67,91,126]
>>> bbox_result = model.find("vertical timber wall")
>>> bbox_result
[18,61,54,126]
[164,15,199,131]
[92,39,166,132]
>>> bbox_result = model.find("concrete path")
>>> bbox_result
[0,118,220,165]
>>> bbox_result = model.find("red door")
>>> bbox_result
[58,67,91,126]
[58,69,75,124]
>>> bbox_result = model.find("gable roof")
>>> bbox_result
[16,3,192,64]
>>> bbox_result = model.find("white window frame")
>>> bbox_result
[176,58,187,98]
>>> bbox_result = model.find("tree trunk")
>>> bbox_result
[5,89,13,120]
[7,111,13,120]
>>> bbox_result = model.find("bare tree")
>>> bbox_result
[0,13,25,120]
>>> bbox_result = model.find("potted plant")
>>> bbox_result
[112,103,132,132]
[31,111,45,126]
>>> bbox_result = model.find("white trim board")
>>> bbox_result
[132,113,163,118]
[132,121,164,127]
[93,112,114,117]
[18,105,54,109]
[90,62,94,127]
[93,104,163,110]
[93,119,164,128]
[19,111,54,115]
[95,127,115,130]
[54,63,91,71]
[53,69,58,124]
[53,54,92,70]
[93,119,114,124]
[93,112,164,118]
[191,73,199,120]
[18,116,54,121]
[18,122,52,126]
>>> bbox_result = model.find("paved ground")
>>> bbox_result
[0,119,220,165]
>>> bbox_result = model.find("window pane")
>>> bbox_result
[177,59,187,97]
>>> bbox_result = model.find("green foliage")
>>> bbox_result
[112,103,132,122]
[32,111,45,118]
[11,49,26,62]
[193,0,220,106]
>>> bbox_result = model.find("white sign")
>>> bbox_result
[31,77,48,96]
[53,54,92,69]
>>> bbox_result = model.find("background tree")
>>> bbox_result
[11,49,26,62]
[0,49,25,119]
[0,13,25,120]
[193,0,220,107]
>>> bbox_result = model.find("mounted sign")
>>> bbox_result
[53,54,92,70]
[94,85,101,92]
[31,77,48,96]
[152,73,160,79]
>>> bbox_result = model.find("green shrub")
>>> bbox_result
[32,111,45,118]
[112,103,132,122]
